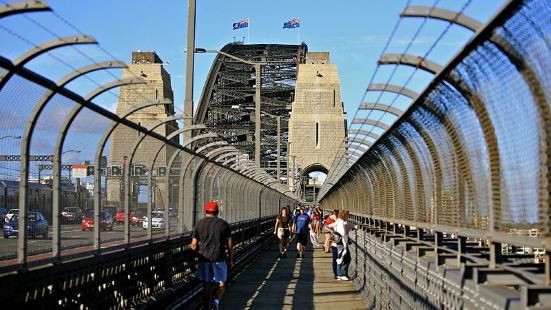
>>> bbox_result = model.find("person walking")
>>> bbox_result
[310,206,322,246]
[274,207,291,258]
[322,209,339,253]
[293,206,312,258]
[191,201,233,310]
[327,210,357,281]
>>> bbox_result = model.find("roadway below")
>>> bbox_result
[0,218,179,262]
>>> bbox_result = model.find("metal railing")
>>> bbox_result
[0,216,276,308]
[0,0,298,271]
[319,0,551,307]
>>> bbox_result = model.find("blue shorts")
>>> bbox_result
[198,261,228,284]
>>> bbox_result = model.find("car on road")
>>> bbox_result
[3,211,48,239]
[81,210,114,231]
[115,209,125,224]
[133,208,147,226]
[142,210,166,230]
[115,208,147,226]
[61,207,83,224]
[4,208,19,225]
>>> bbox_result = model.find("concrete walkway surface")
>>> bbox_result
[222,240,367,310]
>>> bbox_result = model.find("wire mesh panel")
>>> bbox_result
[0,1,298,270]
[320,0,551,255]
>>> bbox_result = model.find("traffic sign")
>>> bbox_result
[158,166,167,176]
[72,164,88,178]
[111,165,121,176]
[133,165,144,176]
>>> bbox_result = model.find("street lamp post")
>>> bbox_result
[184,0,196,143]
[194,48,267,167]
[276,115,281,182]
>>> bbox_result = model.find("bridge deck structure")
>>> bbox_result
[223,242,366,310]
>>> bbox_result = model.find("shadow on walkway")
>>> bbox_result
[223,238,367,309]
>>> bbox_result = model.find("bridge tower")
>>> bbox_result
[288,52,347,192]
[107,51,178,207]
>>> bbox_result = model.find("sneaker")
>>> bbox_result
[338,276,350,281]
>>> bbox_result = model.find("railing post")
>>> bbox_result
[403,225,410,238]
[457,236,466,266]
[489,241,502,269]
[417,228,423,241]
[435,231,443,266]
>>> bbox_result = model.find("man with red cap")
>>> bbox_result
[191,201,233,310]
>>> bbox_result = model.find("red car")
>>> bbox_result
[81,210,114,231]
[115,209,126,224]
[115,208,146,226]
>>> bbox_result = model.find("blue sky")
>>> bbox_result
[0,0,505,181]
[13,0,504,119]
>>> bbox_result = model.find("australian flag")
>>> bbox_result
[283,18,300,29]
[233,18,249,30]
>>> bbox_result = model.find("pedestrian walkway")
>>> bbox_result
[223,239,367,309]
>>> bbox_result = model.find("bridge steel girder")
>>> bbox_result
[194,43,307,176]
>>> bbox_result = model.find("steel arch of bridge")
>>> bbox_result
[195,43,307,177]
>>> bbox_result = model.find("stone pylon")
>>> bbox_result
[288,52,347,190]
[107,51,178,208]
